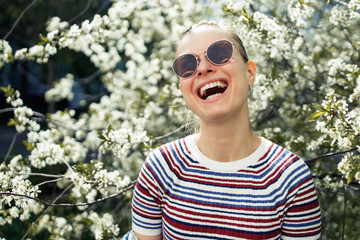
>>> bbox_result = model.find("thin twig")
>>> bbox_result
[21,183,73,240]
[334,0,349,6]
[0,107,90,132]
[153,124,186,141]
[3,0,37,40]
[0,108,16,114]
[0,181,136,207]
[342,184,347,240]
[15,172,65,178]
[153,120,197,142]
[68,0,93,25]
[35,178,66,187]
[4,132,21,162]
[78,69,102,85]
[305,147,358,164]
[60,158,74,173]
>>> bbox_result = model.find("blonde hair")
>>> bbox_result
[176,19,249,63]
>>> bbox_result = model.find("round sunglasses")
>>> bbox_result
[172,39,234,79]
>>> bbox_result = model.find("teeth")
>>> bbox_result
[206,93,221,100]
[200,81,227,97]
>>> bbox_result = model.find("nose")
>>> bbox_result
[195,53,216,78]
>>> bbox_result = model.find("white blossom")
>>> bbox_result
[0,40,12,68]
[88,212,120,240]
[45,74,75,102]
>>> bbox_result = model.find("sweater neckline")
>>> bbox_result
[185,134,271,172]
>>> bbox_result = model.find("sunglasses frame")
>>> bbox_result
[172,39,235,79]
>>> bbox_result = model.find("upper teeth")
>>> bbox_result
[200,81,227,97]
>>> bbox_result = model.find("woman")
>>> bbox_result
[127,20,322,240]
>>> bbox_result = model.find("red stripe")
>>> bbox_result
[165,203,281,224]
[158,143,300,190]
[162,212,282,239]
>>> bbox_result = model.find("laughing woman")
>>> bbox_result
[127,20,322,240]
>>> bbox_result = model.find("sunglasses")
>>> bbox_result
[172,39,235,79]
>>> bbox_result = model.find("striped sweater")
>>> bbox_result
[132,135,321,239]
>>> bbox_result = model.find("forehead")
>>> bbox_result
[176,26,233,56]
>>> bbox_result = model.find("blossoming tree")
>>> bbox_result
[0,0,359,239]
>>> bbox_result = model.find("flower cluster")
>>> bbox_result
[329,0,360,26]
[1,85,40,132]
[0,40,12,69]
[45,73,75,103]
[0,155,43,226]
[14,43,57,64]
[337,153,358,182]
[59,160,132,204]
[287,0,315,28]
[88,212,120,240]
[99,126,150,159]
[313,91,360,183]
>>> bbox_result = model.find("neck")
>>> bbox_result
[195,115,260,162]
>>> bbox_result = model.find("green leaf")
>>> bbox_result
[7,119,15,126]
[97,130,106,141]
[106,124,112,135]
[347,170,357,185]
[306,111,326,121]
[7,52,13,59]
[315,105,328,112]
[23,140,35,151]
[99,140,106,148]
[39,34,50,45]
[1,84,14,97]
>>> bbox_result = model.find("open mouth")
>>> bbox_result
[198,81,228,100]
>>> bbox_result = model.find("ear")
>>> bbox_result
[178,84,182,93]
[247,60,256,85]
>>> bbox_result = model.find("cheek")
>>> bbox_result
[179,81,197,108]
[179,81,192,99]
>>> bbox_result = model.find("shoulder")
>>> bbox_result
[144,136,190,169]
[261,139,313,181]
[263,139,308,168]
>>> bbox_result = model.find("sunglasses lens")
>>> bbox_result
[207,40,233,65]
[173,54,198,78]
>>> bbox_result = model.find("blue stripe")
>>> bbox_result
[160,165,312,210]
[283,218,321,228]
[133,190,160,213]
[165,196,281,217]
[132,217,161,230]
[144,141,313,210]
[162,212,282,239]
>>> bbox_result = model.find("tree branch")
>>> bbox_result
[16,172,66,178]
[3,0,38,40]
[4,132,21,162]
[342,184,347,240]
[153,124,186,141]
[68,0,93,25]
[35,178,66,187]
[306,147,358,164]
[0,108,16,114]
[0,181,136,207]
[21,183,73,240]
[0,107,90,132]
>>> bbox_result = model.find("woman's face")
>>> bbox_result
[176,26,256,124]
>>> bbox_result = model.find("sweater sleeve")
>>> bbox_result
[281,160,322,239]
[131,153,163,236]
